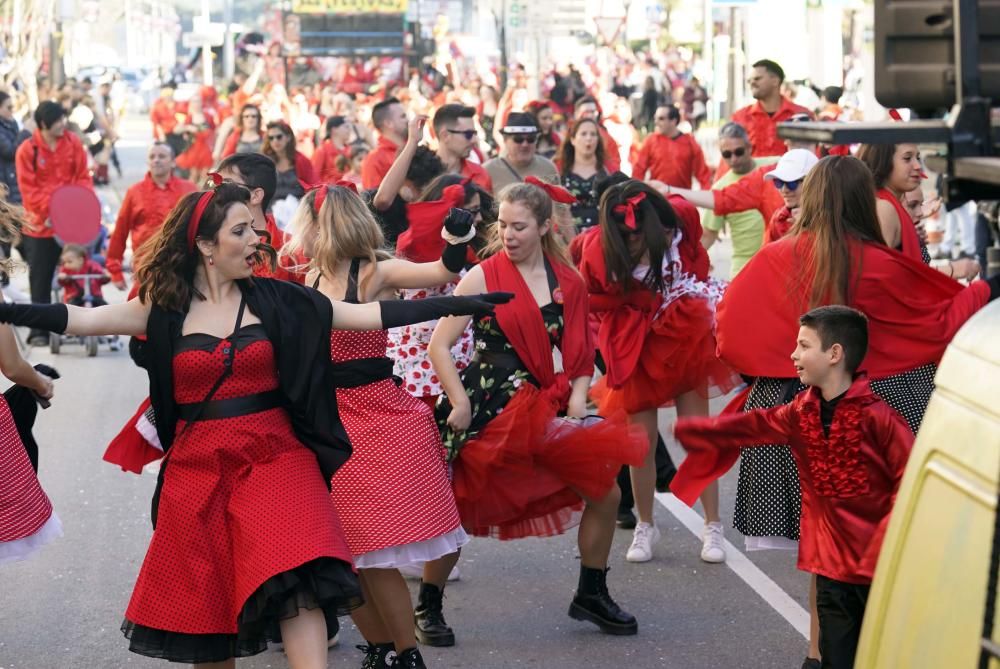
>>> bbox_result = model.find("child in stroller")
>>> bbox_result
[56,243,109,307]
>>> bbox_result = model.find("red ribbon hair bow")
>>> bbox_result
[187,172,224,251]
[298,179,359,214]
[612,192,646,230]
[524,176,578,204]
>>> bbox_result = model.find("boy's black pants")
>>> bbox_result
[816,574,870,669]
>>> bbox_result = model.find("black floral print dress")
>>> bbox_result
[436,303,563,463]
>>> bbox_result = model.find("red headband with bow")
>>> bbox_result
[188,172,224,251]
[524,176,577,204]
[298,178,359,214]
[612,192,646,230]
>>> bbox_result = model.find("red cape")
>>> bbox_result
[716,234,991,378]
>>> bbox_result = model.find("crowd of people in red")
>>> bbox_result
[0,51,997,669]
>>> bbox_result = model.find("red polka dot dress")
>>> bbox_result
[326,261,467,569]
[0,396,62,565]
[122,307,361,664]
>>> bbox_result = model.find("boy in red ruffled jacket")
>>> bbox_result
[670,305,914,669]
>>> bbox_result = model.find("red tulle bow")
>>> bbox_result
[187,172,225,251]
[612,192,646,230]
[524,176,578,204]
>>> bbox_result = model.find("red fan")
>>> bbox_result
[49,185,102,245]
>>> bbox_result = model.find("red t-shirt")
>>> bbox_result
[360,135,401,190]
[459,159,493,193]
[731,97,814,157]
[631,132,712,188]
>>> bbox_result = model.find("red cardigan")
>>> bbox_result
[672,375,914,585]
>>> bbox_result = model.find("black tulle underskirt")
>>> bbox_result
[122,557,362,663]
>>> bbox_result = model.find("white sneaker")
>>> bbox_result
[397,562,461,582]
[625,522,660,562]
[700,521,726,563]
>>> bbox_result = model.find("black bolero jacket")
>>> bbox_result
[144,278,352,488]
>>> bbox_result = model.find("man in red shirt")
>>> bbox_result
[15,101,93,344]
[149,84,186,159]
[574,96,621,173]
[432,103,493,193]
[107,142,196,292]
[361,97,409,190]
[732,60,813,158]
[632,105,712,188]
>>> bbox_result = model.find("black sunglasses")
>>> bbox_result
[721,148,747,159]
[509,134,538,144]
[772,178,802,191]
[446,128,477,140]
[267,134,286,141]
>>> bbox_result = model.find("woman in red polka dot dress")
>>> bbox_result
[0,181,508,668]
[286,183,474,669]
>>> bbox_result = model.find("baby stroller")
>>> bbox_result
[47,185,121,357]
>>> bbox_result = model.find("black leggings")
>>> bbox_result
[21,236,61,337]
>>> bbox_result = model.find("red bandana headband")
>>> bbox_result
[613,192,646,230]
[187,172,223,251]
[524,176,577,204]
[298,178,359,214]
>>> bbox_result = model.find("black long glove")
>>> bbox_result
[0,302,68,333]
[441,207,475,273]
[379,292,514,329]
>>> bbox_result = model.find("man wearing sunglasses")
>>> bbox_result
[432,104,493,193]
[483,112,558,193]
[700,122,780,276]
[632,104,712,189]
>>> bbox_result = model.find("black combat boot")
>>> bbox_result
[393,647,428,668]
[358,641,396,669]
[568,566,638,635]
[414,582,455,646]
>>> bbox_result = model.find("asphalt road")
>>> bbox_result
[0,118,808,669]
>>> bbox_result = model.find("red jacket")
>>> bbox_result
[15,130,93,238]
[731,97,813,157]
[711,162,784,226]
[459,158,493,193]
[107,173,197,281]
[312,141,346,182]
[59,258,109,302]
[360,135,401,190]
[631,132,712,188]
[672,375,914,584]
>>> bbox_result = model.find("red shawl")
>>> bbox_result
[482,251,594,408]
[765,206,795,244]
[876,188,924,263]
[716,233,991,378]
[397,184,467,262]
[575,195,711,387]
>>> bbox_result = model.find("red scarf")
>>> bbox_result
[716,233,991,378]
[482,251,593,407]
[398,184,467,262]
[876,188,924,263]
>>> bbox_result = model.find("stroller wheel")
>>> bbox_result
[49,333,61,355]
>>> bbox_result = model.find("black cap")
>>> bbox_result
[501,112,539,135]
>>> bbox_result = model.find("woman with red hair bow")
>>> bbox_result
[429,180,646,641]
[577,180,739,566]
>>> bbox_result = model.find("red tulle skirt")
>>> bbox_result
[452,384,647,540]
[176,131,214,170]
[593,295,739,415]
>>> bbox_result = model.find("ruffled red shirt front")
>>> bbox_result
[672,375,914,584]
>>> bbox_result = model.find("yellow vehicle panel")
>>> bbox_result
[855,300,1000,669]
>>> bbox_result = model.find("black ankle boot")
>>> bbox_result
[568,566,638,635]
[358,641,396,669]
[393,647,427,668]
[414,582,455,647]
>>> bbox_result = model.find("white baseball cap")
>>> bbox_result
[765,149,819,183]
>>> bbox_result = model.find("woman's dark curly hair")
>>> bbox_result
[136,182,275,311]
[597,179,679,294]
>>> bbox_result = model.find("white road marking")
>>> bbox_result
[654,491,810,639]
